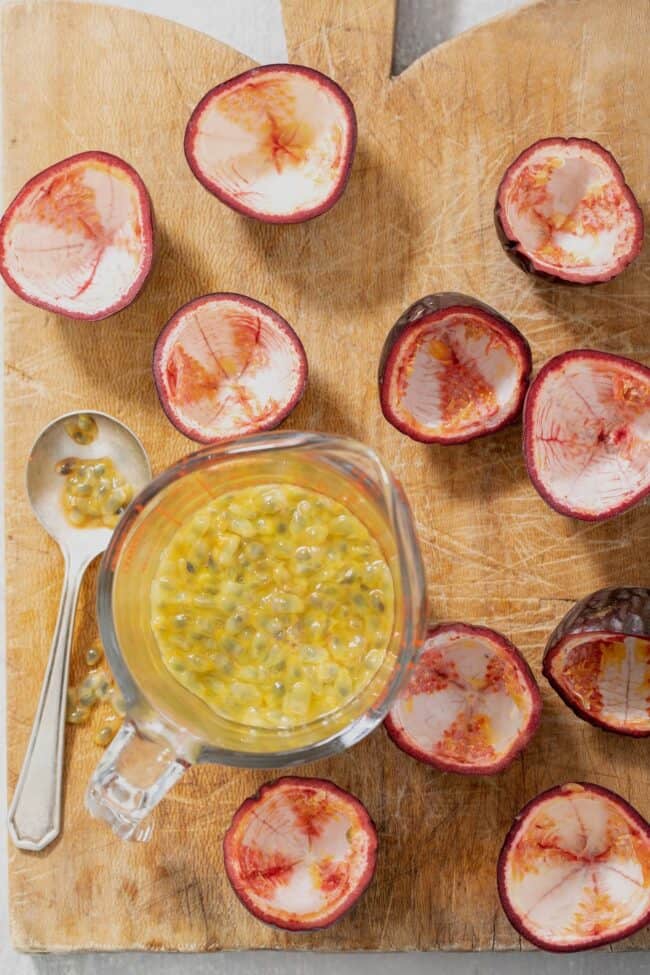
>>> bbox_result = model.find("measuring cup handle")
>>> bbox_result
[85,719,193,841]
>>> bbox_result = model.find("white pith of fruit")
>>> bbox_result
[385,312,526,440]
[502,786,650,948]
[189,69,352,219]
[156,297,304,440]
[527,356,649,518]
[227,782,373,925]
[501,142,639,280]
[388,629,535,768]
[2,158,148,316]
[548,633,650,732]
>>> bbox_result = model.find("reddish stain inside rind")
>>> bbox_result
[495,137,643,284]
[385,623,541,774]
[379,293,531,444]
[543,587,650,735]
[0,150,153,320]
[185,64,357,224]
[153,292,307,444]
[498,782,650,952]
[223,776,377,930]
[523,350,650,521]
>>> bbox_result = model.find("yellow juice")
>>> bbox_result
[150,483,394,728]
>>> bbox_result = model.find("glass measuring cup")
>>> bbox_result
[86,431,427,840]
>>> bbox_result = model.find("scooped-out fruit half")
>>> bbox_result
[384,623,541,774]
[184,64,357,223]
[495,137,643,283]
[152,293,307,444]
[498,782,650,952]
[0,151,154,320]
[223,776,378,930]
[378,293,531,444]
[543,587,650,736]
[523,349,650,520]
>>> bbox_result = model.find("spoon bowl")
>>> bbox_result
[27,410,151,553]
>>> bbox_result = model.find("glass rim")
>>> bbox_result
[96,429,427,768]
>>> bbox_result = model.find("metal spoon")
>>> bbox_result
[8,411,151,851]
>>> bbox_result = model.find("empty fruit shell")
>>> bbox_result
[495,137,643,283]
[184,64,357,223]
[384,623,541,774]
[0,151,153,320]
[378,293,531,444]
[223,776,377,930]
[153,293,307,443]
[523,349,650,521]
[498,782,650,952]
[543,587,650,736]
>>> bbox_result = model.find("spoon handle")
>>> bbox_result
[8,550,89,851]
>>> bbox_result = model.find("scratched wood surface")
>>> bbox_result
[4,0,650,952]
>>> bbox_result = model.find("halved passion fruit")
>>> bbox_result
[498,782,650,952]
[378,293,531,444]
[0,151,153,320]
[153,293,307,443]
[223,776,377,931]
[495,137,643,283]
[384,623,541,774]
[184,64,357,223]
[523,350,650,521]
[543,587,650,737]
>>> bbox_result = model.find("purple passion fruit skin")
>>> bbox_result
[152,292,308,444]
[543,587,650,736]
[185,64,357,224]
[522,349,650,521]
[378,293,532,444]
[495,137,643,284]
[223,777,378,931]
[385,622,541,774]
[0,150,154,320]
[497,782,650,952]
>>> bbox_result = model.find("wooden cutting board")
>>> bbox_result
[4,0,649,952]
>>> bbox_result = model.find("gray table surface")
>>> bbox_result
[1,1,648,972]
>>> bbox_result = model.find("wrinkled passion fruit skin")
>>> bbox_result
[494,137,644,285]
[543,587,650,736]
[378,292,532,444]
